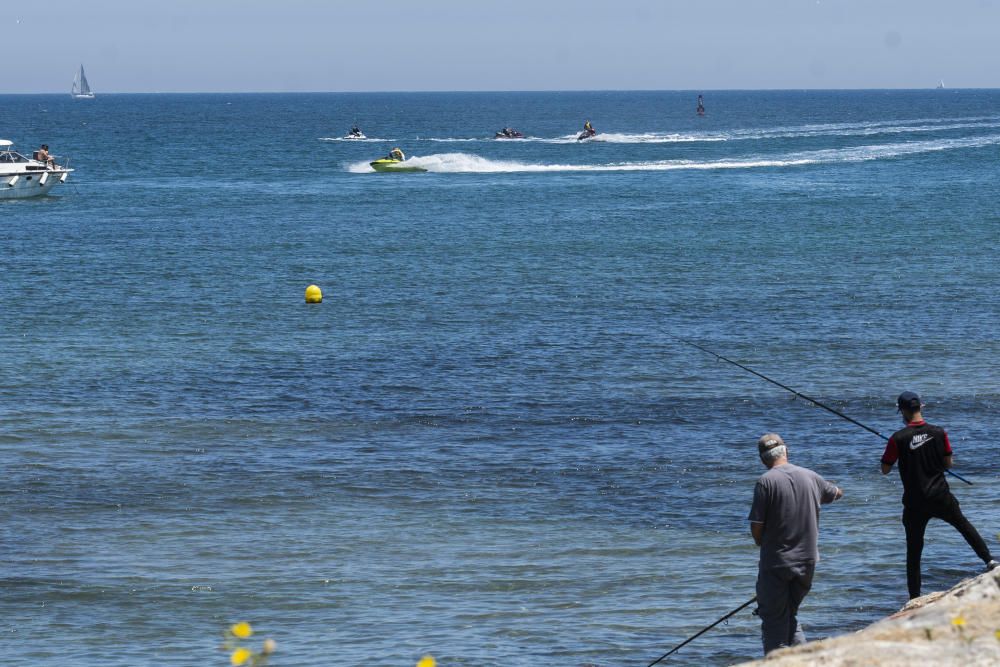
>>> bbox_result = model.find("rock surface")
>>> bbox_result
[736,569,1000,666]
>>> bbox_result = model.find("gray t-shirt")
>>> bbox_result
[748,463,839,570]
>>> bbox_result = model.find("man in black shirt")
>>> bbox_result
[880,391,997,599]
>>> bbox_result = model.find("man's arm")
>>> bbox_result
[944,454,953,469]
[881,436,898,475]
[748,481,767,546]
[817,475,843,504]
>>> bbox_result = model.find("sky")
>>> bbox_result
[4,0,1000,93]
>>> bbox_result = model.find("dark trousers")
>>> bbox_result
[902,493,992,599]
[756,563,813,654]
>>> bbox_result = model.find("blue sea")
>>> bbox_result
[2,90,999,666]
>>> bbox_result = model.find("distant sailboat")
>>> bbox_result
[71,65,95,99]
[936,80,945,89]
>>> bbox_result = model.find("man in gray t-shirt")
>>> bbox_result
[749,433,842,655]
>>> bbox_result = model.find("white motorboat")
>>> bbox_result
[0,140,73,200]
[71,64,95,99]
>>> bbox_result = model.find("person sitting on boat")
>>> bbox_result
[36,144,55,169]
[350,126,362,136]
[389,147,405,161]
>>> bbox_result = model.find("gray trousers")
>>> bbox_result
[756,562,814,654]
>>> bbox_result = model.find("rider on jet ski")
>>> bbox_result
[388,147,405,161]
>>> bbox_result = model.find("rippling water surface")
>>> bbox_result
[2,90,999,665]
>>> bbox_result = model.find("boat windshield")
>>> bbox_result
[0,151,30,163]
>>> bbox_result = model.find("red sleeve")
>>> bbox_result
[942,431,952,455]
[881,436,898,465]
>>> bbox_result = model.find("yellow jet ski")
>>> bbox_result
[369,158,427,173]
[370,148,426,173]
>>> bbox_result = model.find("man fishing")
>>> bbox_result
[880,391,997,599]
[749,433,843,655]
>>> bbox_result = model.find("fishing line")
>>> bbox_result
[644,595,757,666]
[668,334,972,485]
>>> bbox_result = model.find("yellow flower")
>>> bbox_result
[231,622,253,639]
[230,647,252,666]
[262,638,277,655]
[416,655,436,667]
[952,616,966,627]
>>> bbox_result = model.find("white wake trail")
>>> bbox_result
[320,137,390,143]
[346,135,1000,174]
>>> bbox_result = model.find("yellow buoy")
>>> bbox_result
[305,284,323,303]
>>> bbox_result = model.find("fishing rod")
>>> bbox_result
[672,335,972,486]
[644,595,757,666]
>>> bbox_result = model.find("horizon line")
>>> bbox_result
[0,86,992,96]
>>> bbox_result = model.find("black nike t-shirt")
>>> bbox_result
[881,420,952,507]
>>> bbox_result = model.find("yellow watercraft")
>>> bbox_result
[369,158,427,173]
[370,147,426,173]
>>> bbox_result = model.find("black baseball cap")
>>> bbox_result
[896,391,921,412]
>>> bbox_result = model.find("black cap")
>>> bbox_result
[897,391,921,413]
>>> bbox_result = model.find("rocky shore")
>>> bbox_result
[736,569,1000,666]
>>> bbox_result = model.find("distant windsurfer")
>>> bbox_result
[697,95,705,116]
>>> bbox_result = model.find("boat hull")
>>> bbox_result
[1,172,69,200]
[369,159,426,173]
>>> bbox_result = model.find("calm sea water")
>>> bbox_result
[2,90,999,666]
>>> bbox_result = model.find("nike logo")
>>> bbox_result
[910,434,933,450]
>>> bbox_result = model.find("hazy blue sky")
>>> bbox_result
[5,0,1000,93]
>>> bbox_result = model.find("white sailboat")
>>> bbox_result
[936,80,945,89]
[71,64,95,99]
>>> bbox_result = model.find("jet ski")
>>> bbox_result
[577,128,597,141]
[344,127,367,140]
[369,158,427,173]
[494,128,525,139]
[371,148,426,172]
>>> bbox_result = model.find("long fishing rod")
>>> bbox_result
[673,336,972,486]
[645,595,757,667]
